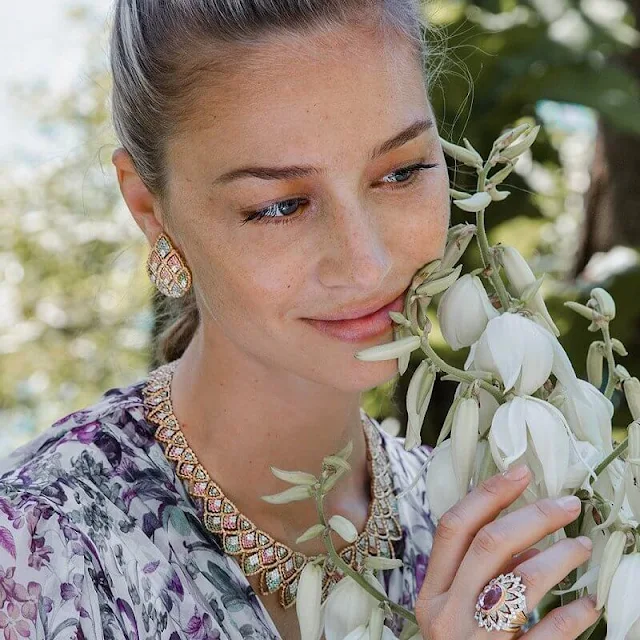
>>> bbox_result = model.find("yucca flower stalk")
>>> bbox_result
[264,123,640,639]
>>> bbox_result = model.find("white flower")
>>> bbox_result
[323,570,387,640]
[549,379,614,455]
[437,274,499,350]
[296,563,324,640]
[606,553,640,640]
[453,191,492,213]
[425,440,464,521]
[471,312,582,397]
[595,530,626,610]
[489,396,571,497]
[562,439,601,492]
[624,422,640,524]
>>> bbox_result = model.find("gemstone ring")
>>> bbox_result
[475,571,529,633]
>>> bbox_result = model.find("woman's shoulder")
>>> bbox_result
[0,374,157,490]
[0,375,238,638]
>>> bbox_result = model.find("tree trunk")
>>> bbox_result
[574,7,640,275]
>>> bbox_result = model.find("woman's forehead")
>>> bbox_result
[170,27,429,170]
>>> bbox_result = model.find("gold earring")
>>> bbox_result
[146,233,193,298]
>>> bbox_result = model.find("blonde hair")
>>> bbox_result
[109,0,446,364]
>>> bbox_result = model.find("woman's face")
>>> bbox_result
[164,21,451,392]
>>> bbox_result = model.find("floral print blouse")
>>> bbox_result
[0,367,436,639]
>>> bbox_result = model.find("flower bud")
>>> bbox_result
[596,530,626,609]
[494,123,531,151]
[436,396,462,446]
[296,562,324,640]
[624,378,640,421]
[328,515,358,543]
[388,311,410,327]
[497,245,559,336]
[449,188,472,200]
[624,462,640,524]
[296,524,327,544]
[364,556,404,570]
[379,417,401,437]
[453,191,492,213]
[626,421,640,517]
[355,335,421,362]
[487,162,516,186]
[586,341,605,389]
[463,138,484,166]
[368,606,385,640]
[261,485,314,504]
[565,301,595,321]
[405,359,436,450]
[451,397,480,496]
[611,338,628,357]
[413,259,442,285]
[415,265,463,297]
[322,466,348,492]
[590,287,616,320]
[629,421,640,463]
[439,137,483,169]
[270,467,317,486]
[500,125,541,160]
[393,326,411,375]
[335,439,354,461]
[488,186,510,201]
[441,224,476,270]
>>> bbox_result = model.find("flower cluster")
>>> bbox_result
[265,124,640,639]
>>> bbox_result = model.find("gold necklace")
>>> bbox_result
[141,360,403,609]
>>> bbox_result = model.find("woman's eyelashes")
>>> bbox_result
[239,162,439,226]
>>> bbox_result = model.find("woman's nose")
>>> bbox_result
[316,203,392,291]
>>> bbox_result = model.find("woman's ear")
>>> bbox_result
[112,147,164,245]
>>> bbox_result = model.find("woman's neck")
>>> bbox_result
[167,326,372,552]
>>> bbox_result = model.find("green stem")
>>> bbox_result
[593,437,629,477]
[601,324,618,399]
[315,478,417,625]
[476,167,511,311]
[420,339,503,403]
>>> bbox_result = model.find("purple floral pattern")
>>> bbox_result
[0,367,436,638]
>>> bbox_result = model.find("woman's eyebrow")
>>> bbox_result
[213,117,434,186]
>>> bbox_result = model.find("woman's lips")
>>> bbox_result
[303,291,406,343]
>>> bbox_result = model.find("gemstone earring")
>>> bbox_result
[146,233,193,298]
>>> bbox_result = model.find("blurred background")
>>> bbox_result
[1,0,639,452]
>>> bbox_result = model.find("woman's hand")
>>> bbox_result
[415,464,600,639]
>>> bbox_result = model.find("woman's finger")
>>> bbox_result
[509,536,592,612]
[525,595,601,639]
[501,547,540,575]
[421,464,533,599]
[449,494,582,601]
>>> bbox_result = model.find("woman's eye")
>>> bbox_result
[381,162,438,186]
[241,199,306,225]
[241,162,438,226]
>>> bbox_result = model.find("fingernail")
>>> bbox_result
[557,495,581,511]
[576,536,593,551]
[503,464,530,480]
